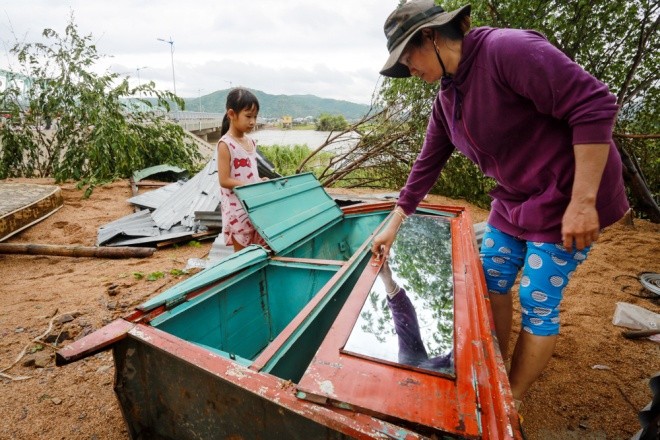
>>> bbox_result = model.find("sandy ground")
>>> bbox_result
[0,177,658,440]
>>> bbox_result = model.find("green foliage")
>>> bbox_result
[259,144,334,178]
[169,268,187,277]
[475,0,659,208]
[617,97,660,206]
[291,123,316,130]
[0,15,202,194]
[147,271,165,281]
[371,0,658,212]
[315,113,349,131]
[29,343,45,354]
[436,154,496,207]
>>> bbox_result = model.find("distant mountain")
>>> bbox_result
[183,89,371,120]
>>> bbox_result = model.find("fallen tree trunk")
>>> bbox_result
[0,243,155,259]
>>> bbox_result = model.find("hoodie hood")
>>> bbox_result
[448,27,495,89]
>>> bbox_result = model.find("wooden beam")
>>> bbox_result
[0,243,155,258]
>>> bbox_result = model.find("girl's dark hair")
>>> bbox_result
[407,15,471,48]
[220,88,260,136]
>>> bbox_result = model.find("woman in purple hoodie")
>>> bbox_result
[372,0,629,410]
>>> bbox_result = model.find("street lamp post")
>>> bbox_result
[157,37,176,96]
[197,88,204,112]
[136,66,148,97]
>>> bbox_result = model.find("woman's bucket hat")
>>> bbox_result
[380,0,471,78]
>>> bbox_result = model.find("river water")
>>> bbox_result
[251,129,360,154]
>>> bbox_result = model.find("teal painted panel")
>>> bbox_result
[265,262,339,335]
[151,260,345,364]
[145,209,389,369]
[138,245,269,312]
[153,266,271,360]
[158,295,224,348]
[282,212,388,260]
[148,263,265,328]
[262,248,373,382]
[192,342,252,367]
[222,273,271,359]
[234,173,343,254]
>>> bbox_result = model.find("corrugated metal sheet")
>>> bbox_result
[104,228,195,247]
[194,210,222,229]
[132,165,188,183]
[151,152,221,230]
[97,210,158,245]
[98,155,219,247]
[96,151,305,250]
[127,181,184,210]
[97,209,200,247]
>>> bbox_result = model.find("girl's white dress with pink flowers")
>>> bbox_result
[218,134,266,247]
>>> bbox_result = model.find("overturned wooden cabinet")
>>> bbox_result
[57,173,522,439]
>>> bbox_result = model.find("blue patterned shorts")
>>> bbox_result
[480,224,590,336]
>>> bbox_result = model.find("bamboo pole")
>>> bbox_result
[0,243,155,259]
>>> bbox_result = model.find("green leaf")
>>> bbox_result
[146,271,165,281]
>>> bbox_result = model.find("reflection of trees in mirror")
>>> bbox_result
[358,289,394,344]
[390,216,454,354]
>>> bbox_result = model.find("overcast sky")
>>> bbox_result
[0,1,401,105]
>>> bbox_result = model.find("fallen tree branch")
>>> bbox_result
[0,309,82,381]
[613,133,660,139]
[0,243,155,258]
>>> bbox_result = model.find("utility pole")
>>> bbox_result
[197,88,204,112]
[157,37,176,96]
[136,66,148,97]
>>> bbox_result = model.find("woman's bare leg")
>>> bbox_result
[489,293,513,360]
[508,332,558,401]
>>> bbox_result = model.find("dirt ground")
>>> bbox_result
[0,177,658,440]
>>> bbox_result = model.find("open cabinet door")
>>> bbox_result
[234,173,343,254]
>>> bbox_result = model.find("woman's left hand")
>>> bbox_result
[562,143,609,251]
[561,199,600,251]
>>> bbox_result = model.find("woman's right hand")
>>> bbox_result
[371,215,403,261]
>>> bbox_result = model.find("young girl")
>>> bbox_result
[218,88,266,252]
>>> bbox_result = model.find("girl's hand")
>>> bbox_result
[261,177,269,181]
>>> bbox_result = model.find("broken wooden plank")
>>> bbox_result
[56,319,136,365]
